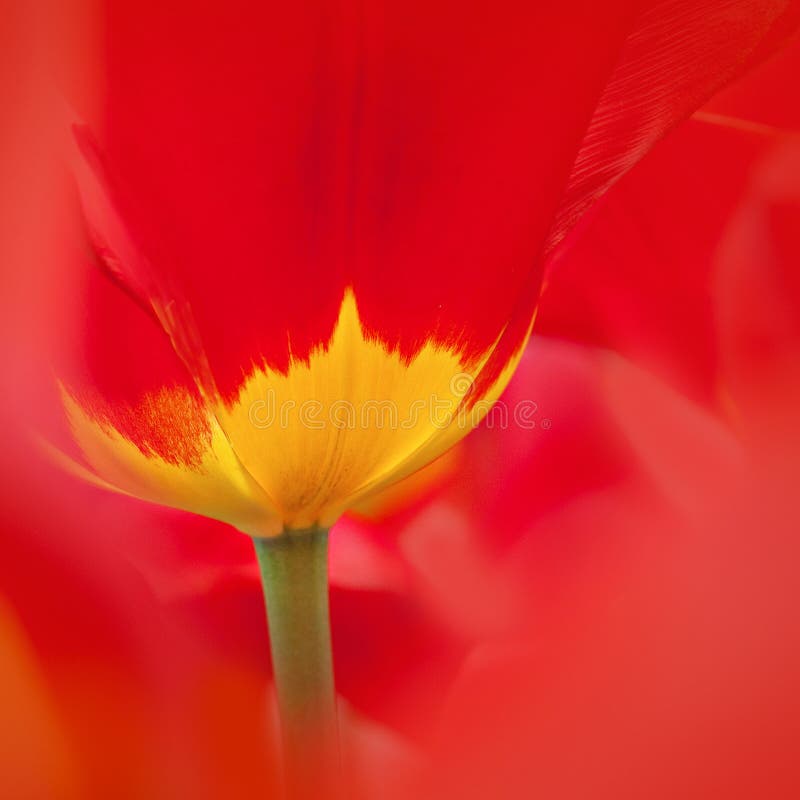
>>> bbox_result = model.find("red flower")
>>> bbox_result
[50,0,800,535]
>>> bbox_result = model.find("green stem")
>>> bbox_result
[253,527,340,799]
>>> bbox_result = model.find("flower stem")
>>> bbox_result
[253,527,340,799]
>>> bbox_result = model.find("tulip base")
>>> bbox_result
[253,527,340,799]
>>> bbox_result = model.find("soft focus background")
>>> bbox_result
[2,4,799,799]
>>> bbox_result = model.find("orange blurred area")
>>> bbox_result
[0,601,80,799]
[3,4,800,800]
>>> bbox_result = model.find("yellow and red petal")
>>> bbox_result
[54,227,279,535]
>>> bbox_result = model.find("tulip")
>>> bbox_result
[44,1,800,795]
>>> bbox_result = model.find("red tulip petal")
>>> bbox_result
[82,2,637,398]
[546,0,800,251]
[537,117,776,405]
